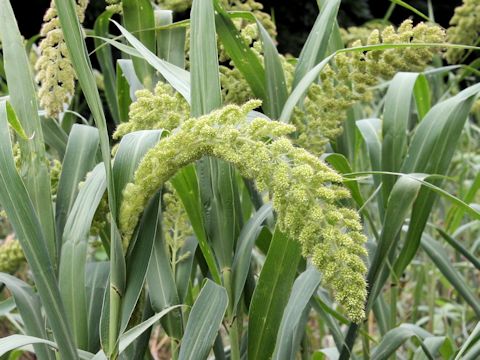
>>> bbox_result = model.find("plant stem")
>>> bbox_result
[223,268,241,360]
[171,339,180,360]
[389,281,398,360]
[361,322,370,360]
[229,317,241,360]
[428,267,436,333]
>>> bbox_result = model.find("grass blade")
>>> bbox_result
[436,228,480,270]
[41,119,68,158]
[85,262,110,353]
[175,237,198,303]
[455,322,480,360]
[213,1,267,103]
[367,175,422,309]
[413,74,431,120]
[292,0,341,87]
[0,101,78,359]
[155,10,186,69]
[121,0,156,88]
[145,199,183,339]
[56,125,99,249]
[94,10,120,122]
[120,193,159,333]
[248,228,302,360]
[111,20,191,103]
[170,166,222,284]
[178,280,228,360]
[0,335,57,357]
[53,2,123,351]
[356,118,384,216]
[119,305,183,354]
[116,59,141,122]
[0,0,56,266]
[232,203,273,310]
[272,268,321,360]
[382,72,420,200]
[190,0,222,116]
[394,82,480,276]
[59,164,107,350]
[421,235,480,316]
[370,324,438,360]
[257,20,288,118]
[0,274,55,360]
[324,153,365,207]
[109,131,168,344]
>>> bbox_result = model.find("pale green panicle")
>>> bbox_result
[49,159,62,197]
[225,0,276,37]
[35,0,89,118]
[106,0,122,13]
[292,20,445,154]
[90,194,108,237]
[0,236,25,274]
[12,143,21,171]
[113,83,190,140]
[340,22,387,47]
[220,43,295,106]
[13,143,62,198]
[446,0,480,64]
[120,98,367,322]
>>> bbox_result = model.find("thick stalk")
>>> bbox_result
[223,269,241,360]
[339,324,359,360]
[361,322,370,360]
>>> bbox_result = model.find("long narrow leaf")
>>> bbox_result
[421,235,480,316]
[394,82,480,276]
[56,124,99,248]
[112,20,191,103]
[292,0,341,87]
[248,228,302,359]
[190,0,222,116]
[213,1,267,103]
[382,72,421,200]
[273,268,321,360]
[232,203,273,310]
[94,10,120,122]
[0,0,56,266]
[257,20,288,118]
[0,274,55,360]
[59,164,107,350]
[178,280,228,360]
[121,0,156,88]
[0,101,78,359]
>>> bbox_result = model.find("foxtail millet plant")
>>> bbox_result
[1,0,479,359]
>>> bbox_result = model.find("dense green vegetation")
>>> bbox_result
[0,0,479,359]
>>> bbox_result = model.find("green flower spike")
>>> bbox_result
[119,99,368,322]
[113,82,190,140]
[0,236,25,274]
[292,20,445,154]
[446,0,480,64]
[35,0,89,118]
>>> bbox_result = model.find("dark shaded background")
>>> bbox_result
[13,0,462,55]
